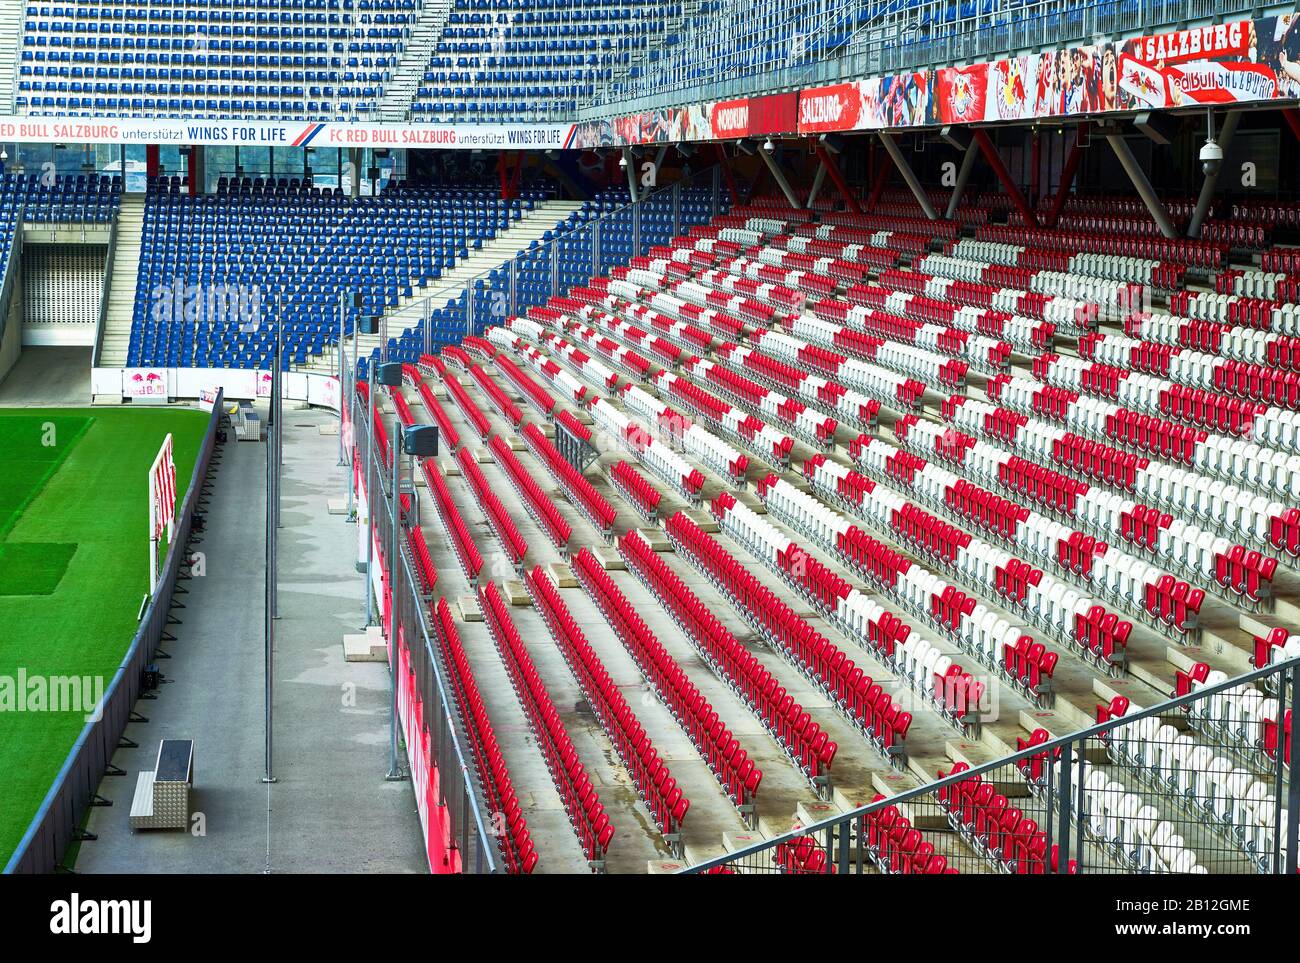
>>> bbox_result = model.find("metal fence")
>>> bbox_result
[3,390,224,874]
[685,655,1299,874]
[335,165,728,375]
[460,166,727,343]
[0,209,22,356]
[349,377,501,873]
[578,0,1277,120]
[91,215,117,368]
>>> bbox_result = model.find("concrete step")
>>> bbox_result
[98,194,146,367]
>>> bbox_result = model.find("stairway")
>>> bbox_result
[379,0,452,123]
[0,0,21,112]
[303,200,585,375]
[97,194,145,367]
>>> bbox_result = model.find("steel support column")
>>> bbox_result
[877,132,937,220]
[622,148,638,203]
[652,144,669,187]
[814,144,862,214]
[1029,131,1040,208]
[1046,124,1088,227]
[713,144,740,205]
[1105,131,1178,239]
[973,128,1037,227]
[1188,110,1240,238]
[865,155,891,212]
[759,146,802,209]
[1283,108,1300,142]
[805,161,827,209]
[944,140,979,220]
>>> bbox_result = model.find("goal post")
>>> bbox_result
[148,433,177,594]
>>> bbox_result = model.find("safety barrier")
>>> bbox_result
[684,654,1299,875]
[352,381,501,873]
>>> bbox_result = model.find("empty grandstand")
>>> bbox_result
[0,0,1295,924]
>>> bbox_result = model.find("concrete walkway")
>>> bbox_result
[0,347,92,406]
[75,405,426,873]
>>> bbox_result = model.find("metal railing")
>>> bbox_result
[371,166,727,362]
[90,214,118,368]
[576,0,1284,121]
[348,375,501,873]
[4,390,223,874]
[4,0,1285,124]
[0,208,23,354]
[685,655,1299,874]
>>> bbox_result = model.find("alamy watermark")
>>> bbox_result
[149,278,264,333]
[0,669,106,722]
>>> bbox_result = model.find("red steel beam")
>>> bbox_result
[973,127,1038,227]
[865,153,891,212]
[1046,123,1089,228]
[713,144,741,205]
[814,144,863,214]
[1283,109,1300,142]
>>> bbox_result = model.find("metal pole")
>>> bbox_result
[387,426,406,782]
[972,128,1038,227]
[805,161,827,209]
[363,378,376,628]
[1046,125,1088,228]
[337,290,346,467]
[877,132,939,219]
[1188,110,1240,238]
[274,293,283,533]
[1104,131,1178,238]
[347,323,358,521]
[944,141,980,220]
[262,402,277,785]
[1285,662,1300,874]
[759,146,803,210]
[623,148,638,202]
[1056,740,1073,874]
[345,384,355,521]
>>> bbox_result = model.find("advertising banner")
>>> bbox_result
[123,367,168,400]
[0,116,577,150]
[797,72,931,134]
[926,16,1294,124]
[710,98,752,139]
[576,13,1300,144]
[747,92,800,135]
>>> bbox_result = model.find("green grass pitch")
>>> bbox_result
[0,407,209,865]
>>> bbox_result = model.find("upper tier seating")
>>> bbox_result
[409,0,674,122]
[594,0,1169,116]
[127,177,557,368]
[16,0,422,118]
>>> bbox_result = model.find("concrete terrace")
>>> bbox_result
[74,404,426,874]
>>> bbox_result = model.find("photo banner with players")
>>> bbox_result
[567,12,1300,146]
[147,433,177,593]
